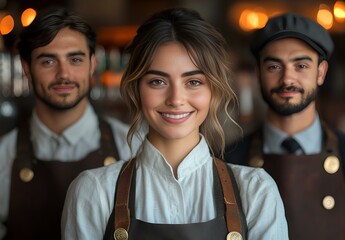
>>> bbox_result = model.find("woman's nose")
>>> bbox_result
[166,84,185,107]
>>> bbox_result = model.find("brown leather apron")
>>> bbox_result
[104,158,247,240]
[5,119,119,240]
[249,124,345,240]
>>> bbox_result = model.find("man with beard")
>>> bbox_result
[0,7,141,240]
[225,13,345,239]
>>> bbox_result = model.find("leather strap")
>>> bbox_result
[321,121,340,156]
[16,117,119,170]
[114,158,136,231]
[16,119,36,168]
[113,157,244,236]
[214,158,243,235]
[99,118,120,161]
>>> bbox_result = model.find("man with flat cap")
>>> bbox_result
[225,13,345,239]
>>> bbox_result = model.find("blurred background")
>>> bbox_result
[1,0,344,143]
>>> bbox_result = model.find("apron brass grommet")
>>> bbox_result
[322,195,335,210]
[19,168,34,182]
[104,156,117,166]
[323,156,339,174]
[227,231,242,240]
[114,228,128,240]
[249,156,264,168]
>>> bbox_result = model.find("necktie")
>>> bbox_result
[281,137,302,154]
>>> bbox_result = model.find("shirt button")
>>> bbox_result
[322,195,335,210]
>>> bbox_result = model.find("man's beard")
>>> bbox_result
[32,79,89,111]
[261,83,317,116]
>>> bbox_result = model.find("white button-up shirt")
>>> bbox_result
[0,103,141,239]
[62,136,289,240]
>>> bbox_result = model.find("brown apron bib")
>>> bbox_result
[104,157,247,240]
[249,124,345,240]
[5,119,119,240]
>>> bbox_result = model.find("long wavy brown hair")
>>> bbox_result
[120,7,237,159]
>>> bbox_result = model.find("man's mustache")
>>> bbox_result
[271,85,304,94]
[48,80,79,89]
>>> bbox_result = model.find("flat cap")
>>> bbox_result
[250,13,334,60]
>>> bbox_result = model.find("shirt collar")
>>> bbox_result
[138,135,212,180]
[30,103,98,145]
[263,114,322,154]
[294,115,322,154]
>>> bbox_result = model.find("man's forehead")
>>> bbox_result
[31,33,89,58]
[260,38,318,59]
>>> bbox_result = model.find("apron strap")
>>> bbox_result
[248,122,341,168]
[16,118,35,165]
[321,121,340,156]
[114,158,136,231]
[214,158,247,238]
[99,118,120,161]
[225,162,248,238]
[16,117,119,168]
[107,157,247,239]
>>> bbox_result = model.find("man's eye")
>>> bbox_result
[268,65,279,69]
[266,64,281,71]
[297,64,308,69]
[71,58,83,63]
[42,59,54,65]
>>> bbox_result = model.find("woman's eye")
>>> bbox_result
[188,79,202,86]
[149,79,165,86]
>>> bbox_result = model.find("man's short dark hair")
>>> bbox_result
[17,6,96,63]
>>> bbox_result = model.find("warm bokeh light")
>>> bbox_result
[317,5,334,29]
[334,1,345,22]
[21,8,36,27]
[102,70,122,87]
[239,9,268,31]
[98,25,138,47]
[0,15,14,35]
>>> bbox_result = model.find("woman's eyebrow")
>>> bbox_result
[145,69,204,77]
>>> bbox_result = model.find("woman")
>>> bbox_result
[62,8,288,240]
